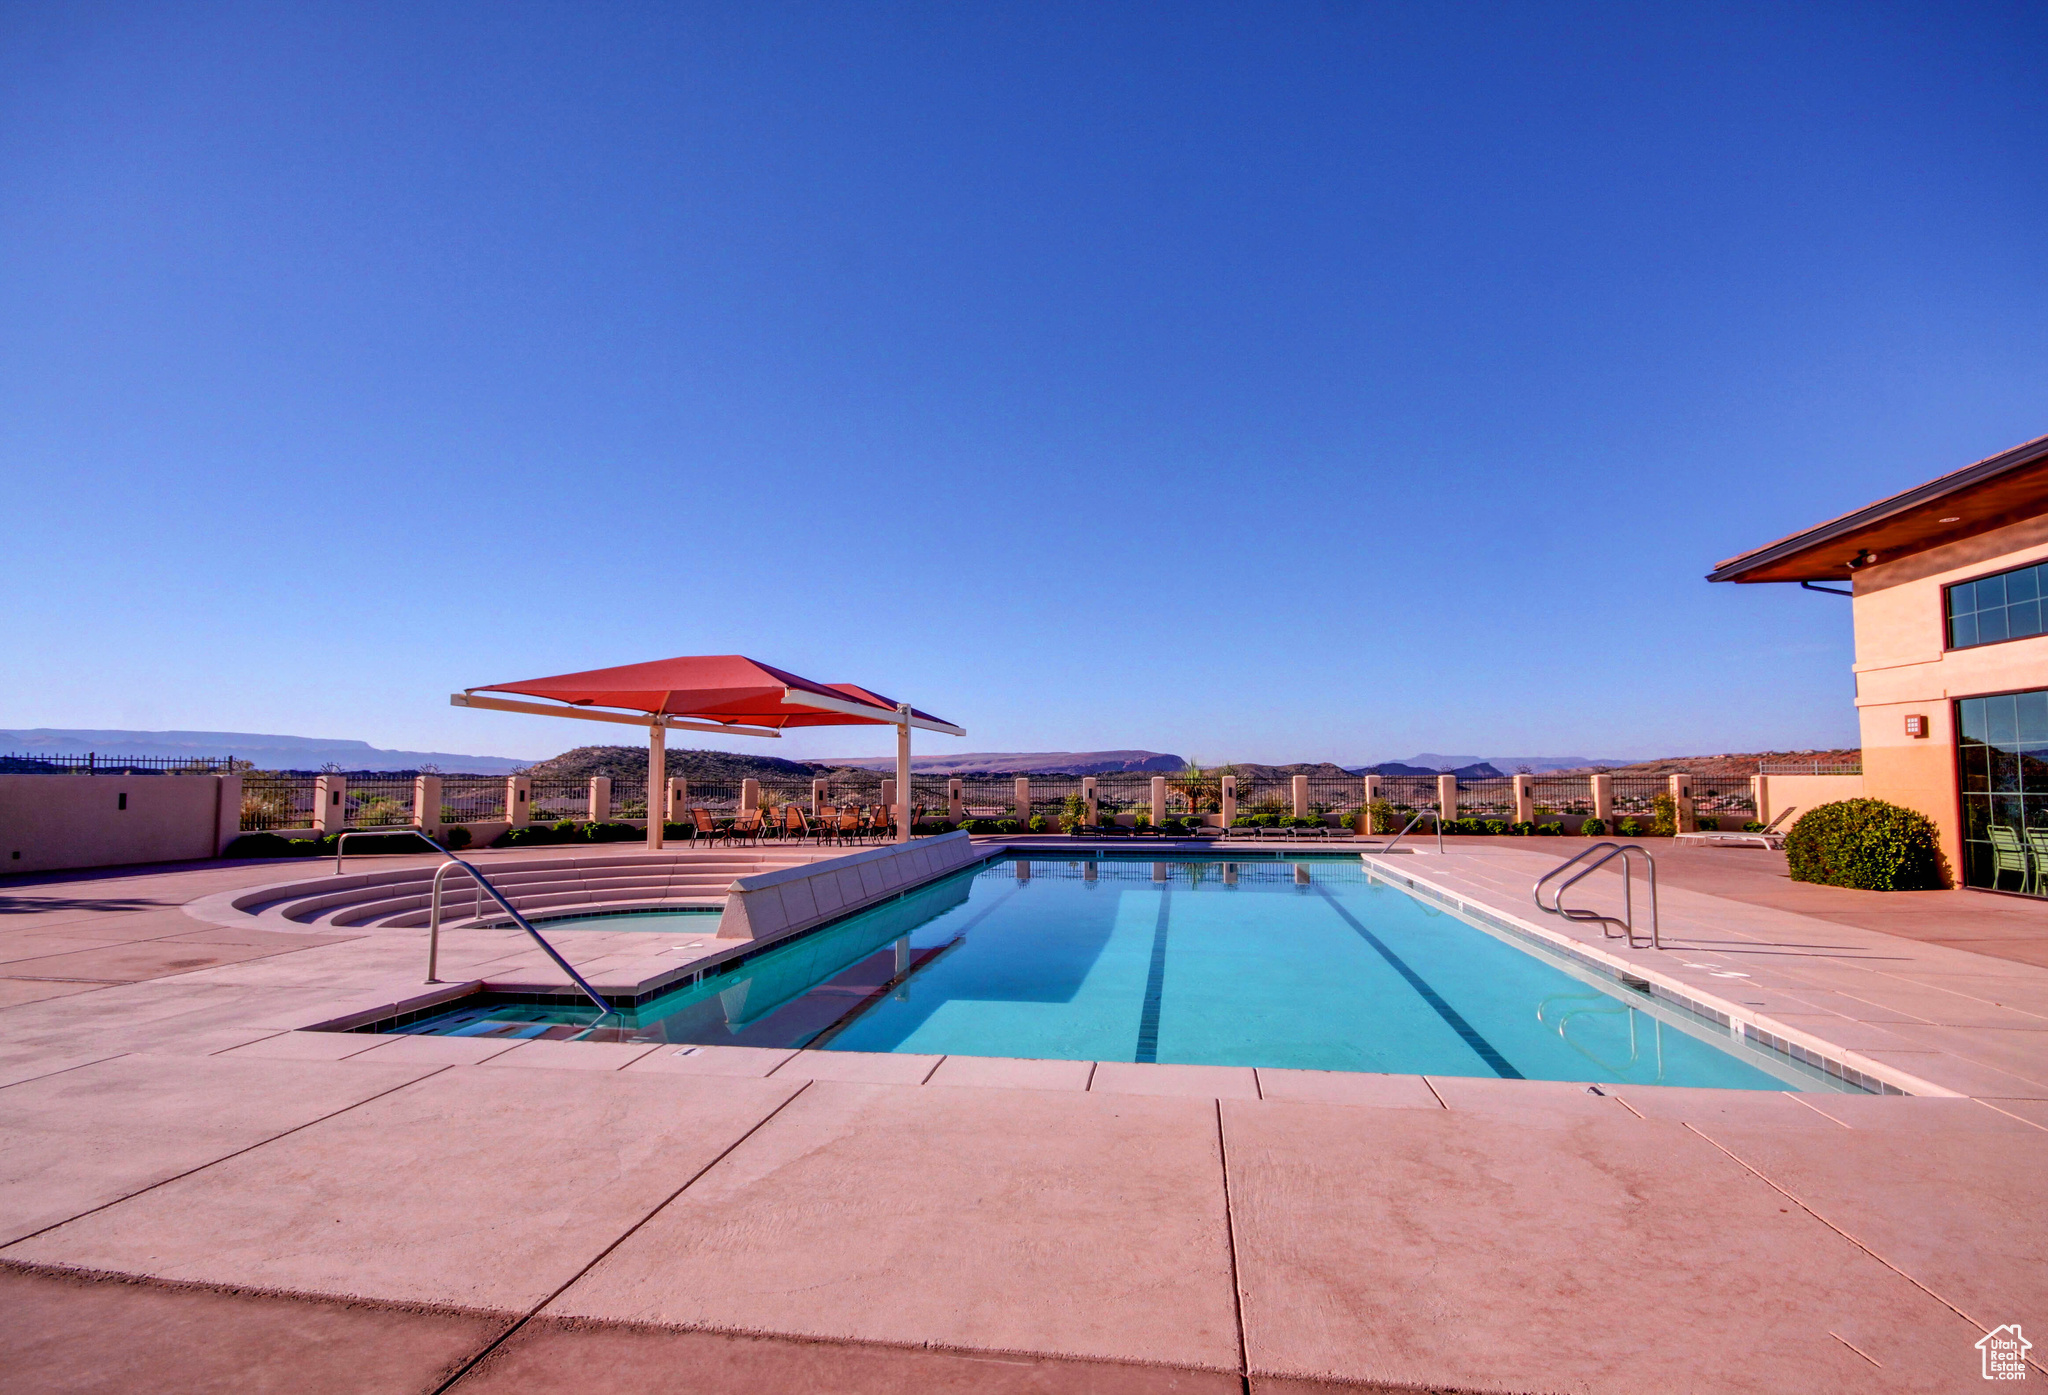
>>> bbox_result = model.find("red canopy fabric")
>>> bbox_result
[473,655,902,729]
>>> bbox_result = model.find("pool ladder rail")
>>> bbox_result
[331,826,614,1018]
[1533,842,1661,950]
[1358,809,1445,856]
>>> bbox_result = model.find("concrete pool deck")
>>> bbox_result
[0,841,2043,1392]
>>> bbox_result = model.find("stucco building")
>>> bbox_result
[1711,431,2048,894]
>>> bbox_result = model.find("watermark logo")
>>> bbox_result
[1978,1325,2031,1381]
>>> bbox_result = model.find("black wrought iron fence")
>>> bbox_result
[956,779,1016,816]
[528,778,587,823]
[1008,858,1370,888]
[1092,775,1153,813]
[755,779,815,810]
[439,777,505,824]
[1607,776,1667,816]
[1236,777,1293,817]
[1453,777,1514,816]
[1306,776,1366,817]
[240,774,317,831]
[1529,777,1594,815]
[684,779,742,813]
[4,751,238,775]
[1689,776,1756,814]
[1374,775,1441,811]
[346,779,415,828]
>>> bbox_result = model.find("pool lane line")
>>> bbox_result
[1310,882,1524,1080]
[1134,884,1172,1063]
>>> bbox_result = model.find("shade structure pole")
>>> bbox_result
[896,703,912,844]
[646,721,665,851]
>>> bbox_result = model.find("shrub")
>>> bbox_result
[1060,794,1086,833]
[1508,821,1535,836]
[1535,822,1563,836]
[286,838,323,857]
[1027,814,1048,834]
[1650,793,1677,837]
[1615,817,1642,838]
[1580,817,1607,837]
[1742,819,1765,833]
[1365,799,1398,834]
[224,832,293,859]
[1132,813,1151,830]
[584,821,639,843]
[915,819,954,835]
[663,821,690,840]
[551,819,580,838]
[958,818,991,835]
[994,818,1022,835]
[1785,799,1947,891]
[1482,819,1510,836]
[1696,815,1720,833]
[442,826,472,851]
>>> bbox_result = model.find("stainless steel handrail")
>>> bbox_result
[329,827,611,1016]
[335,826,438,874]
[1533,841,1660,949]
[1360,809,1444,856]
[425,859,482,986]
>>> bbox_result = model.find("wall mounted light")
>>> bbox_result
[1905,714,1929,738]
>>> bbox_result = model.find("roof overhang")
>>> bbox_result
[1708,431,2048,584]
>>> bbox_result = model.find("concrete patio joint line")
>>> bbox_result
[1213,1101,1250,1384]
[0,1064,457,1253]
[434,1079,818,1395]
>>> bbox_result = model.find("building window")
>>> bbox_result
[1957,690,2048,895]
[1946,561,2048,649]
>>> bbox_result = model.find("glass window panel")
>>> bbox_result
[1994,794,2025,828]
[2020,692,2048,743]
[1962,795,1991,838]
[1992,747,2021,792]
[2020,747,2048,792]
[1988,695,2020,745]
[1979,573,2008,609]
[1979,607,2011,643]
[1962,743,1990,792]
[1963,841,1992,890]
[1948,580,1975,617]
[2012,600,2045,640]
[2026,796,2048,830]
[1951,613,1978,648]
[1959,697,1989,742]
[2009,568,2040,604]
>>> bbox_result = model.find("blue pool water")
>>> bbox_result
[403,855,1851,1091]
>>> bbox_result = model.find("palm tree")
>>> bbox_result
[1167,761,1223,815]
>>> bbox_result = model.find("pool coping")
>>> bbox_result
[1361,856,1955,1098]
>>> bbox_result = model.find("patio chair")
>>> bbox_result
[781,805,812,844]
[1674,805,1797,850]
[2024,829,2048,892]
[1989,825,2032,893]
[728,809,765,846]
[690,807,723,846]
[831,808,862,845]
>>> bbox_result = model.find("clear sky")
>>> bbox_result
[4,2,2044,766]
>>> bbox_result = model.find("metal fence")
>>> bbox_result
[346,779,415,828]
[439,777,506,824]
[1607,775,1667,816]
[3,751,238,775]
[240,774,317,831]
[1689,776,1756,815]
[1452,777,1514,817]
[682,778,742,813]
[1527,776,1594,815]
[1758,761,1862,775]
[529,778,586,823]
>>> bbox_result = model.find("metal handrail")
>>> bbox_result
[334,826,439,874]
[1360,809,1444,856]
[1533,842,1660,949]
[332,827,612,1017]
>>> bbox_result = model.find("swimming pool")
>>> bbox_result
[397,855,1856,1091]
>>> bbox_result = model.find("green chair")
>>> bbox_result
[2024,829,2048,896]
[1988,825,2031,893]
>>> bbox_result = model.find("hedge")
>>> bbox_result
[1784,799,1947,891]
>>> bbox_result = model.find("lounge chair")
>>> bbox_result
[1989,825,2032,893]
[1674,806,1796,850]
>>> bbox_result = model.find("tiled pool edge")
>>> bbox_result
[1363,857,1948,1098]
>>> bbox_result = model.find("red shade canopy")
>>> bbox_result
[821,684,952,730]
[471,654,931,730]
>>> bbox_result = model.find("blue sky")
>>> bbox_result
[3,2,2044,766]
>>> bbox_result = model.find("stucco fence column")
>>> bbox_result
[1083,777,1099,826]
[588,776,610,824]
[1512,774,1534,825]
[1014,777,1031,827]
[315,774,348,835]
[415,774,442,835]
[1290,775,1309,820]
[740,778,760,814]
[1150,776,1167,826]
[1591,774,1613,825]
[1219,776,1235,828]
[507,775,530,828]
[214,773,243,854]
[1670,773,1695,833]
[1437,773,1458,826]
[1361,775,1381,832]
[670,778,689,826]
[947,779,963,823]
[880,780,895,822]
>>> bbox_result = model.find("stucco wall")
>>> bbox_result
[0,774,237,875]
[1756,774,1866,828]
[1851,514,2048,876]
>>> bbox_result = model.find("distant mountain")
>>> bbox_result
[1357,761,1507,778]
[1350,753,1632,775]
[0,728,533,774]
[524,746,848,784]
[819,750,1185,775]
